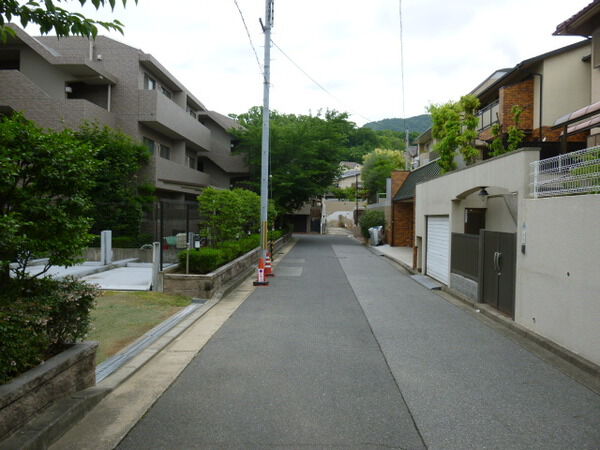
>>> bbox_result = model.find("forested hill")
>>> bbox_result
[363,114,432,134]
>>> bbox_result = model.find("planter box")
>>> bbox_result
[161,234,291,298]
[0,342,97,441]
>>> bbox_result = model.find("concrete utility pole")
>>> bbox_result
[255,0,274,286]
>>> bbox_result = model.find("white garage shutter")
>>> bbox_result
[426,216,449,285]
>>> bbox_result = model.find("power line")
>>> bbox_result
[232,0,263,77]
[270,39,373,123]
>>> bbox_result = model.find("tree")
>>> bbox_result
[231,107,349,212]
[0,114,97,281]
[489,105,526,157]
[361,148,405,202]
[0,0,136,42]
[74,123,153,238]
[428,94,481,172]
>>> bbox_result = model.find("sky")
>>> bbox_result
[25,0,593,126]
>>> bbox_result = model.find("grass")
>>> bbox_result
[87,290,192,364]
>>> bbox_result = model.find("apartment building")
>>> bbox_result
[0,25,248,202]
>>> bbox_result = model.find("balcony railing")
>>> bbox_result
[477,100,500,131]
[530,146,600,198]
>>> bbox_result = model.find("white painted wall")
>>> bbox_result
[515,194,600,365]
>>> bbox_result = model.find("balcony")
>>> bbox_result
[138,89,212,151]
[156,157,211,193]
[0,70,115,130]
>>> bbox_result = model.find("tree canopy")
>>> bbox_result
[75,122,153,238]
[231,107,350,212]
[361,148,405,201]
[0,113,97,281]
[0,0,136,42]
[428,94,481,173]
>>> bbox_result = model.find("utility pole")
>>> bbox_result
[255,0,274,286]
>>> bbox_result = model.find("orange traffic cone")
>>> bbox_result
[265,252,274,277]
[253,257,269,286]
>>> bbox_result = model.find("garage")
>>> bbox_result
[426,216,449,284]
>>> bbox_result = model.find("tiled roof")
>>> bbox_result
[554,0,600,36]
[393,160,441,201]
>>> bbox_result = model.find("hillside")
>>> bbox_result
[363,114,432,134]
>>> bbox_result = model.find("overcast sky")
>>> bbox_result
[26,0,591,125]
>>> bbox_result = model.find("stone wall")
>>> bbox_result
[161,234,291,298]
[0,342,97,441]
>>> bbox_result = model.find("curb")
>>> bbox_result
[1,237,297,450]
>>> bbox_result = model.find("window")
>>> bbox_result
[143,137,155,153]
[187,106,197,119]
[197,159,205,172]
[159,144,170,160]
[161,85,173,99]
[144,73,156,90]
[0,50,20,70]
[186,150,196,169]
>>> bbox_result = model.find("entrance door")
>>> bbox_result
[426,216,449,284]
[480,231,516,317]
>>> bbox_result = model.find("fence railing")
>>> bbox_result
[530,146,600,198]
[450,233,479,281]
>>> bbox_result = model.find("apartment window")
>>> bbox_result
[0,50,20,70]
[187,106,197,119]
[186,150,196,169]
[144,73,156,90]
[161,85,173,99]
[143,137,155,153]
[159,144,171,160]
[197,159,205,172]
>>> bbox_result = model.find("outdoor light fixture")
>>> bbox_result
[478,187,489,198]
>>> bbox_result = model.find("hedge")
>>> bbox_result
[359,210,385,239]
[0,278,98,384]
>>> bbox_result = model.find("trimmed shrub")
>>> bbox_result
[0,278,98,384]
[179,248,226,274]
[359,210,385,239]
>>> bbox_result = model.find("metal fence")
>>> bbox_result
[530,146,600,198]
[450,233,479,281]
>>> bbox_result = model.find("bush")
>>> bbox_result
[0,278,98,384]
[179,248,226,274]
[359,210,385,239]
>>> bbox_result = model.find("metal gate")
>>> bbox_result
[479,231,516,317]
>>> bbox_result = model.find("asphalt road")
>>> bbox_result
[118,235,600,449]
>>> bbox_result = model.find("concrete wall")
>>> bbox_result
[415,148,539,284]
[19,47,69,99]
[515,194,600,365]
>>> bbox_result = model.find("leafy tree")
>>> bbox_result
[74,122,153,237]
[198,188,243,245]
[0,0,136,42]
[329,185,367,201]
[489,105,526,157]
[231,107,348,212]
[428,94,481,172]
[0,114,97,281]
[359,209,385,240]
[361,148,405,201]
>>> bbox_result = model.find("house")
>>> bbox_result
[472,40,591,158]
[553,0,600,147]
[0,25,248,205]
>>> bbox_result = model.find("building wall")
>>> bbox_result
[392,202,414,246]
[19,47,69,99]
[540,43,591,127]
[515,194,600,365]
[498,78,534,130]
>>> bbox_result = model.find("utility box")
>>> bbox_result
[175,233,188,249]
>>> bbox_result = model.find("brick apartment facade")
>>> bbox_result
[0,25,248,202]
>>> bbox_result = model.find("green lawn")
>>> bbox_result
[87,291,192,364]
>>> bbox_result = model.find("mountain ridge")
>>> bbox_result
[363,114,432,135]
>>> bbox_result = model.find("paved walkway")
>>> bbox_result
[114,235,600,449]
